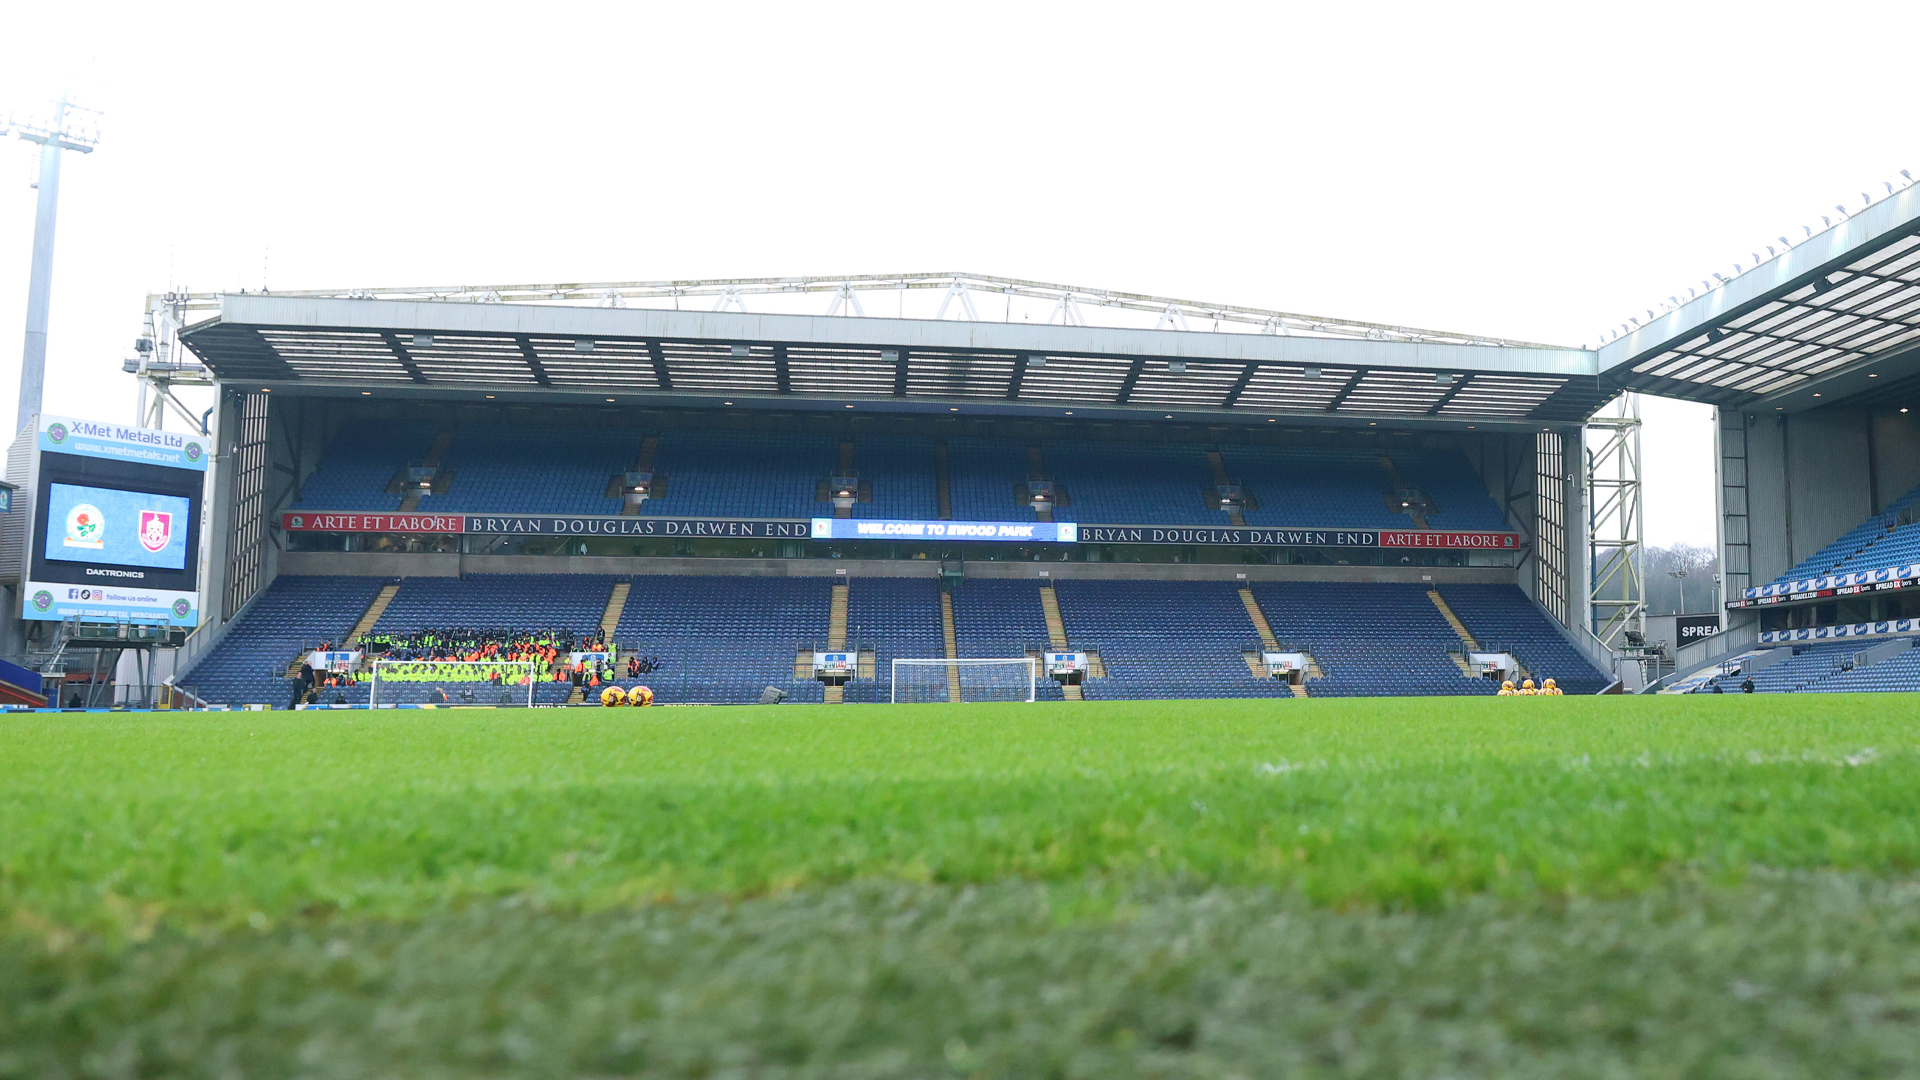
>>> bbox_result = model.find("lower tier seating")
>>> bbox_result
[178,576,387,707]
[1252,582,1493,697]
[182,573,1624,706]
[1436,584,1612,695]
[613,575,827,704]
[1053,580,1288,700]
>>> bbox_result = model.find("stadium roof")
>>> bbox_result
[175,287,1607,429]
[1597,175,1920,412]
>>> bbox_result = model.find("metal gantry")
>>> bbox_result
[1587,393,1646,648]
[149,272,1567,350]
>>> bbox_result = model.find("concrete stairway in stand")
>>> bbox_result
[620,437,659,516]
[1239,586,1305,695]
[397,432,454,512]
[348,583,400,645]
[1037,584,1082,700]
[600,581,630,642]
[1208,451,1246,526]
[824,582,850,703]
[1429,589,1493,678]
[940,591,963,702]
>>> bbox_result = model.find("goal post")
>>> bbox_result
[369,660,539,707]
[891,658,1036,703]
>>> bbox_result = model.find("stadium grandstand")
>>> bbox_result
[27,166,1920,707]
[92,274,1617,708]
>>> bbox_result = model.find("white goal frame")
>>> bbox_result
[369,659,540,707]
[890,658,1037,703]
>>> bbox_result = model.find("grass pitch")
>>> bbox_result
[4,695,1919,1076]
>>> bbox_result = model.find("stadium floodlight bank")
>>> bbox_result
[891,658,1036,703]
[369,660,538,707]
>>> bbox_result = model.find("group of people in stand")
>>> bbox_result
[361,628,604,674]
[1496,678,1563,696]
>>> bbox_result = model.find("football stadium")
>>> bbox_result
[7,148,1920,1071]
[16,177,1920,712]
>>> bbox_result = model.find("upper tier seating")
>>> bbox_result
[843,576,945,703]
[180,576,386,707]
[638,432,839,520]
[947,438,1034,521]
[1052,580,1287,699]
[1252,581,1492,697]
[290,422,440,511]
[613,575,827,703]
[288,421,1510,536]
[1045,441,1224,525]
[848,436,940,520]
[1392,450,1510,531]
[416,427,634,515]
[1230,448,1402,529]
[1435,584,1612,695]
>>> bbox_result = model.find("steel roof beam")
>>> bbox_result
[376,331,430,384]
[645,341,673,391]
[1114,357,1148,403]
[512,336,553,387]
[1325,370,1367,411]
[1598,183,1920,377]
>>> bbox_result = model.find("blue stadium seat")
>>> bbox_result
[179,576,387,706]
[1054,580,1288,700]
[613,575,828,703]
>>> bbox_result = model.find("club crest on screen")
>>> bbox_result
[64,503,105,550]
[139,510,173,553]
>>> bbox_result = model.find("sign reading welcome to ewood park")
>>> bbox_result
[22,416,209,626]
[281,511,1517,549]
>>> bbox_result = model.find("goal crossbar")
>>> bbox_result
[890,657,1036,703]
[369,659,540,707]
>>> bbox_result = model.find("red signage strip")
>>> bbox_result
[1378,531,1520,550]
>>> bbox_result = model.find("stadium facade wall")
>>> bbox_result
[274,551,1519,584]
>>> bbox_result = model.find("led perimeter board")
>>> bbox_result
[19,416,208,626]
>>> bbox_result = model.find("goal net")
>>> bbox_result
[891,658,1036,703]
[369,660,539,707]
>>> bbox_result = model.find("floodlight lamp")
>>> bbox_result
[1168,361,1187,374]
[731,344,749,358]
[1433,373,1451,385]
[879,349,897,363]
[412,333,432,349]
[575,339,595,353]
[1027,353,1045,367]
[1303,367,1322,379]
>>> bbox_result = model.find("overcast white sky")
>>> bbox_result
[2,1,1915,547]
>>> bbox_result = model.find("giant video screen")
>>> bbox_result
[23,415,210,626]
[42,482,193,572]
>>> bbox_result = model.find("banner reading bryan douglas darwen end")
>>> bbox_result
[282,512,1517,548]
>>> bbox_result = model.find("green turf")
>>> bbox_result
[3,695,1918,1076]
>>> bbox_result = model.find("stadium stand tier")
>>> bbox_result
[1761,481,1920,588]
[1052,580,1288,699]
[843,576,945,703]
[179,576,387,708]
[611,575,827,704]
[1435,584,1612,695]
[1250,582,1492,697]
[284,422,1512,535]
[948,579,1067,701]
